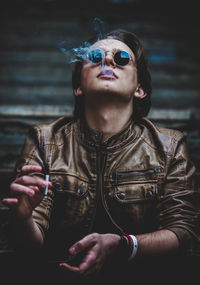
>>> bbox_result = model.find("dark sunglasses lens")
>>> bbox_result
[114,51,130,66]
[88,49,104,63]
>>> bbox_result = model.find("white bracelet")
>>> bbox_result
[129,235,138,260]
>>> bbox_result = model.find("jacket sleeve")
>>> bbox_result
[15,126,55,240]
[157,133,200,250]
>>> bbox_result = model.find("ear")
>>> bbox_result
[134,84,147,99]
[74,87,83,97]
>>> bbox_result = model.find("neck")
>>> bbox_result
[84,97,133,141]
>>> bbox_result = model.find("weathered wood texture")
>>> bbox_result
[0,0,200,255]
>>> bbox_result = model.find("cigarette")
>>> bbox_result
[44,174,50,199]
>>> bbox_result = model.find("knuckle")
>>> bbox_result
[89,252,97,263]
[90,233,99,242]
[90,232,99,240]
[75,241,83,252]
[21,165,28,170]
[19,175,26,184]
[36,177,45,186]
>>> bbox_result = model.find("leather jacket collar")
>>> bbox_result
[76,118,139,150]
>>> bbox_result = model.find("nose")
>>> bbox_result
[103,52,116,67]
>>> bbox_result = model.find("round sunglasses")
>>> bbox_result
[86,48,134,66]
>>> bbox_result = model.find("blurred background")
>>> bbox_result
[0,0,199,252]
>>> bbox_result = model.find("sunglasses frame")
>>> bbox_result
[86,48,134,67]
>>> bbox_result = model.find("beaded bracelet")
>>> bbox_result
[118,234,130,260]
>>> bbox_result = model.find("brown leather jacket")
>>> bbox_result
[15,117,200,257]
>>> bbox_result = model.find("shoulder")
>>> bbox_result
[31,117,76,145]
[138,117,185,155]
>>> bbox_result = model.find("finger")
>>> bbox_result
[21,165,42,174]
[69,234,96,255]
[29,185,39,192]
[10,183,36,197]
[14,175,50,189]
[60,252,98,277]
[78,250,96,274]
[59,263,80,273]
[2,198,19,206]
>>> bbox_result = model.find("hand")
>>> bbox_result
[2,165,52,220]
[59,233,120,278]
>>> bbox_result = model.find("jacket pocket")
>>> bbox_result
[50,173,92,228]
[114,183,158,203]
[51,173,89,198]
[112,168,161,203]
[110,168,161,232]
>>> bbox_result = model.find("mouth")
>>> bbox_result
[97,69,117,80]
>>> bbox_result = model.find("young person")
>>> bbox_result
[3,29,200,283]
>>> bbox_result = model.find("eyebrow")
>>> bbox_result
[95,47,122,53]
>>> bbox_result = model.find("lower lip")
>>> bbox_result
[98,75,116,80]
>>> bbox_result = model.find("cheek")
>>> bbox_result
[80,67,93,88]
[123,69,138,88]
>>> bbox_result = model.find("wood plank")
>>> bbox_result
[151,89,200,108]
[0,51,70,65]
[0,66,71,85]
[0,105,73,117]
[0,86,74,105]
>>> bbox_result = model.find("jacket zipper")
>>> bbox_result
[91,147,123,234]
[113,167,161,185]
[88,147,102,234]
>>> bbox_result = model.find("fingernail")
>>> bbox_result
[71,247,76,254]
[29,190,35,196]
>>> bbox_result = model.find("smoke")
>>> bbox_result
[58,40,91,63]
[59,17,108,64]
[92,17,107,40]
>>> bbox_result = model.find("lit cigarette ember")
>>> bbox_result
[44,174,50,199]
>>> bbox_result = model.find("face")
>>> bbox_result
[75,39,141,103]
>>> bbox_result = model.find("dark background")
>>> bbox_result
[0,0,200,257]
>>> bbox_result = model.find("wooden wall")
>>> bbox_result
[0,0,200,252]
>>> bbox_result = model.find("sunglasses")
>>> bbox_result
[86,48,134,67]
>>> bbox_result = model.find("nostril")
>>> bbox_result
[103,54,116,67]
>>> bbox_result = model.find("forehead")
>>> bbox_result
[91,38,135,57]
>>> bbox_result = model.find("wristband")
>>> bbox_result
[129,234,138,260]
[122,233,138,260]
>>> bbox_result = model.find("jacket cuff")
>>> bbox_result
[166,227,192,251]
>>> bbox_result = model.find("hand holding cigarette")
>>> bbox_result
[3,165,52,220]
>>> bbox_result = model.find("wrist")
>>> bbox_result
[117,234,130,260]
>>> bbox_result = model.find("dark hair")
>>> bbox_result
[72,29,152,121]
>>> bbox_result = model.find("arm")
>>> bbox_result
[3,127,53,248]
[135,133,199,256]
[135,229,179,256]
[3,165,52,248]
[13,212,44,248]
